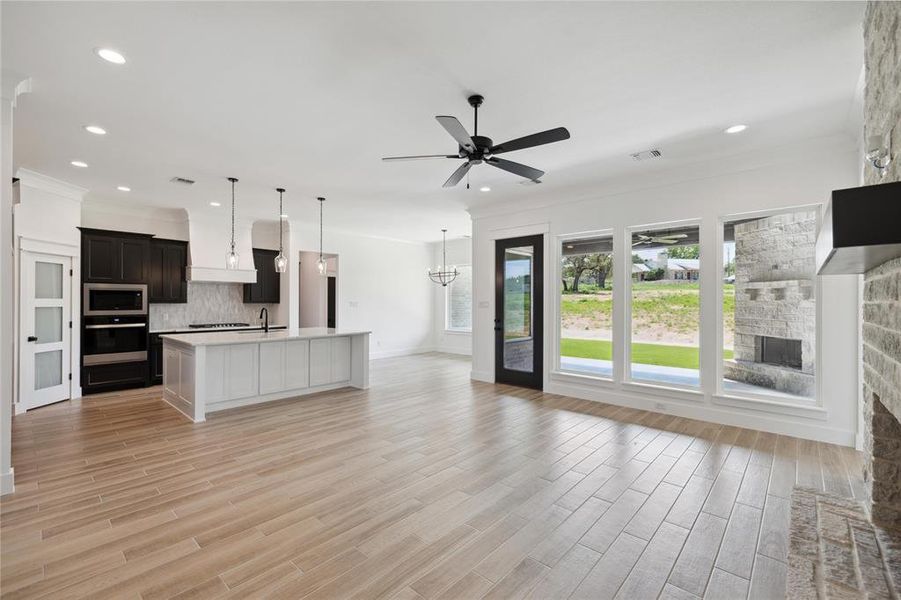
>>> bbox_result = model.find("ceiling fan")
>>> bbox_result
[632,233,689,247]
[382,94,570,188]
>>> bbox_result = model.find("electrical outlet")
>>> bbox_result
[654,402,667,412]
[348,300,358,308]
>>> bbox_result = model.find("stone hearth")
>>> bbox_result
[788,488,901,599]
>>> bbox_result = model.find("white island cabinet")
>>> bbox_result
[160,328,370,422]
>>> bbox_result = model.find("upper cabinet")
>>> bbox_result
[243,248,280,303]
[81,229,152,283]
[149,239,188,303]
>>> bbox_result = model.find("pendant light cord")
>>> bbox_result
[278,189,284,253]
[318,197,325,262]
[442,229,447,271]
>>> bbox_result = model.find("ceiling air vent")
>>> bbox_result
[630,149,663,161]
[170,176,196,186]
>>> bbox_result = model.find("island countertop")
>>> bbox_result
[160,327,371,347]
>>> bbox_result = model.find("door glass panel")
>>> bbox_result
[35,350,62,390]
[35,307,63,343]
[503,246,534,372]
[35,261,63,299]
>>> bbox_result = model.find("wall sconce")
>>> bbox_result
[865,133,892,177]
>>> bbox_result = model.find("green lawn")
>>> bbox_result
[561,338,733,370]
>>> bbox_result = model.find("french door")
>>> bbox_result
[495,235,544,389]
[20,252,72,410]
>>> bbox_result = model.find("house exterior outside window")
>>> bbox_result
[446,265,472,332]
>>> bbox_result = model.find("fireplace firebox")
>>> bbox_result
[757,336,803,370]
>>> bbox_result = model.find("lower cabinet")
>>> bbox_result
[204,344,260,405]
[163,346,194,406]
[310,337,351,386]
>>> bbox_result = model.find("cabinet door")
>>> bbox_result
[309,339,331,387]
[259,342,286,395]
[120,238,149,283]
[284,340,310,389]
[83,235,118,282]
[148,242,165,301]
[227,344,259,400]
[163,347,180,398]
[164,244,187,302]
[205,346,227,404]
[331,337,351,383]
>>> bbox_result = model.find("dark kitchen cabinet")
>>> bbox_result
[149,239,188,303]
[243,248,281,303]
[149,333,163,385]
[81,229,152,283]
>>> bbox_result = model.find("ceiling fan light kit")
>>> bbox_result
[383,94,570,188]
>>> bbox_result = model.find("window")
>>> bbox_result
[446,265,472,331]
[722,210,816,401]
[629,224,701,388]
[559,234,614,379]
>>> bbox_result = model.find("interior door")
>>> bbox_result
[327,276,336,328]
[495,235,544,389]
[20,252,72,409]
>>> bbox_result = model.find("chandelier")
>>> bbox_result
[428,229,459,286]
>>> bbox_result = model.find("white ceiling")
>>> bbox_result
[2,2,864,242]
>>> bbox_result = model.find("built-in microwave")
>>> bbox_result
[83,283,147,316]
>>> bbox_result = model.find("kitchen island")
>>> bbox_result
[160,328,370,422]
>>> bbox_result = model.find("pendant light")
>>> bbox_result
[428,229,459,286]
[274,188,288,273]
[317,197,327,276]
[225,177,240,269]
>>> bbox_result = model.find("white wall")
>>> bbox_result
[432,237,472,356]
[469,136,861,446]
[288,225,433,358]
[81,201,189,241]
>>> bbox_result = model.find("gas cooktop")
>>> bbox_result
[188,322,251,329]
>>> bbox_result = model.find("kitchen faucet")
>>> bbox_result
[259,307,269,333]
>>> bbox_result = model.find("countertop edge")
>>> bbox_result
[160,329,371,346]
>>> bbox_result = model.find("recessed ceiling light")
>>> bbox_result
[84,125,106,135]
[209,201,221,207]
[95,48,126,64]
[70,160,88,168]
[566,245,574,249]
[479,186,491,192]
[725,124,747,134]
[117,186,130,192]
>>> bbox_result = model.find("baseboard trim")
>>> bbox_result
[435,346,472,357]
[370,346,436,360]
[0,468,14,496]
[470,370,493,383]
[546,379,855,447]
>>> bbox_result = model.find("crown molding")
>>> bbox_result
[15,168,87,202]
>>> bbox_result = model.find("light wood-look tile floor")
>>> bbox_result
[1,353,865,600]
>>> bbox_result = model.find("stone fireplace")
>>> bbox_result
[861,1,901,532]
[724,211,817,397]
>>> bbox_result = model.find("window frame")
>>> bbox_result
[624,218,703,393]
[444,264,472,333]
[714,204,822,407]
[553,229,617,382]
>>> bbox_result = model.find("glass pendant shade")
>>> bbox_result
[274,252,288,273]
[317,256,327,275]
[226,248,240,270]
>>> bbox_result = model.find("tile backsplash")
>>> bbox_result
[149,282,277,330]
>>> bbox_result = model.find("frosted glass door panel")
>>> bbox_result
[35,350,63,390]
[35,261,63,298]
[35,307,63,343]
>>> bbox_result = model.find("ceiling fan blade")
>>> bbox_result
[489,127,570,155]
[436,116,476,153]
[382,154,459,161]
[657,234,688,241]
[442,161,473,188]
[486,157,545,181]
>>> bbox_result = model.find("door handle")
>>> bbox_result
[27,336,37,342]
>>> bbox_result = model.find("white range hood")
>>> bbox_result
[186,212,257,283]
